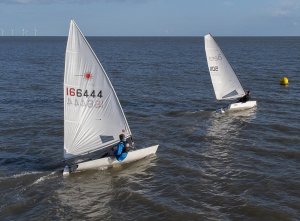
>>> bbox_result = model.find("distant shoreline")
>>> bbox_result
[0,36,300,38]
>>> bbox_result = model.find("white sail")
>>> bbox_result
[204,34,245,100]
[64,20,132,159]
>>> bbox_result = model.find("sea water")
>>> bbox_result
[0,37,299,220]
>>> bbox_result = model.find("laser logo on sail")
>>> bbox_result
[209,54,222,61]
[84,72,92,80]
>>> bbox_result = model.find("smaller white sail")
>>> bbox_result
[204,34,245,100]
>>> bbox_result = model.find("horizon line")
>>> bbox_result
[0,35,300,37]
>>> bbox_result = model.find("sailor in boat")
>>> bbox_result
[238,90,250,103]
[112,134,130,161]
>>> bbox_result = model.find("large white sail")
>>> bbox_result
[64,20,132,159]
[204,34,245,100]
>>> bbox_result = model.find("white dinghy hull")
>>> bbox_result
[217,101,257,113]
[63,145,158,176]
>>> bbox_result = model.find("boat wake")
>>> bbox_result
[31,171,57,186]
[0,171,43,181]
[165,109,212,117]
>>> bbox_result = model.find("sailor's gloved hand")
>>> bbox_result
[125,143,130,152]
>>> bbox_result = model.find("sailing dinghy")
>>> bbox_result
[204,34,257,113]
[63,20,158,175]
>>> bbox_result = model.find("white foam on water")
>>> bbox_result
[12,171,43,178]
[31,171,57,185]
[0,171,43,181]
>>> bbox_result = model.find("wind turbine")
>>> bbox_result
[34,27,37,36]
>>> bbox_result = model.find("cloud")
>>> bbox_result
[271,0,300,17]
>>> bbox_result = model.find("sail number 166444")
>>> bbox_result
[66,87,103,98]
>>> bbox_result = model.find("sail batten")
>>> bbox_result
[204,34,245,100]
[64,20,132,159]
